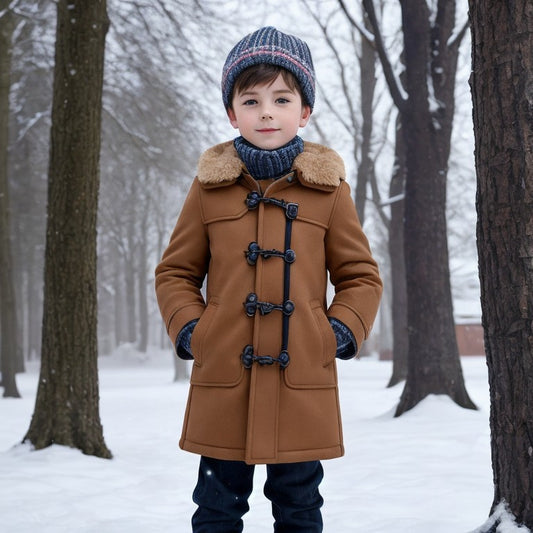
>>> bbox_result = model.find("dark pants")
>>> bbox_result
[191,456,324,532]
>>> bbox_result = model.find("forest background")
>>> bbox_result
[3,0,533,530]
[3,0,477,371]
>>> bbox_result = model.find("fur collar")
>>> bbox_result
[197,140,345,188]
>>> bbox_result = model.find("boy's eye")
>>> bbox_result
[276,97,290,104]
[243,99,257,106]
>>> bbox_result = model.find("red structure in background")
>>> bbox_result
[379,323,485,361]
[455,323,485,356]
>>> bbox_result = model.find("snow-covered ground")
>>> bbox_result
[0,347,499,532]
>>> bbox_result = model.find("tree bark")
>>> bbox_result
[363,0,476,414]
[125,190,137,344]
[27,249,43,360]
[0,2,21,398]
[386,115,408,387]
[355,9,376,225]
[114,264,125,346]
[396,0,476,415]
[23,0,111,458]
[469,0,533,527]
[137,216,148,353]
[9,3,51,363]
[124,248,137,343]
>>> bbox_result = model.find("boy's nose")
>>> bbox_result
[260,107,273,119]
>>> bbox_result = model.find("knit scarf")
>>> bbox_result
[234,135,304,180]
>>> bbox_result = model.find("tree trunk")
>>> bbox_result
[362,0,475,413]
[23,0,111,458]
[387,116,408,387]
[27,265,42,360]
[124,249,137,343]
[125,191,137,344]
[137,219,148,353]
[395,0,476,414]
[114,264,125,346]
[396,0,475,416]
[355,10,376,225]
[469,1,533,528]
[0,2,21,398]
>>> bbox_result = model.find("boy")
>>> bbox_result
[155,26,382,533]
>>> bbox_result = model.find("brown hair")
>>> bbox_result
[229,64,304,108]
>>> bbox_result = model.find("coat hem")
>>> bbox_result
[180,439,344,465]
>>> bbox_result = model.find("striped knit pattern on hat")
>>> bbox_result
[222,26,315,111]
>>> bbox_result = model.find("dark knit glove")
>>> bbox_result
[175,319,198,360]
[329,317,357,360]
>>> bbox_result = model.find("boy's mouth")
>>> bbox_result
[256,128,279,133]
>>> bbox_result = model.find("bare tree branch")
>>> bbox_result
[360,0,408,113]
[154,0,219,87]
[337,0,374,45]
[0,0,20,20]
[301,0,359,136]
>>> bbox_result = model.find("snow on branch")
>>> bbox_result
[447,18,470,49]
[102,105,153,151]
[337,0,374,45]
[379,193,405,207]
[0,0,19,19]
[1,0,44,21]
[15,112,47,144]
[302,0,359,135]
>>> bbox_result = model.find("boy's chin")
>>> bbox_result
[244,137,294,151]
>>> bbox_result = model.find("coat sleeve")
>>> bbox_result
[325,180,383,354]
[155,178,209,345]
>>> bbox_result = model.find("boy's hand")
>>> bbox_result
[175,319,198,360]
[329,317,357,360]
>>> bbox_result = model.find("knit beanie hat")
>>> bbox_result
[221,26,316,111]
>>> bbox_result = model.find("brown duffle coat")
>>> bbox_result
[155,140,382,465]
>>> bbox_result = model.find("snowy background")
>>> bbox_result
[3,3,516,532]
[0,345,496,533]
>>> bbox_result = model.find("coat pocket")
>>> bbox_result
[189,297,220,367]
[189,297,246,387]
[284,299,338,389]
[311,300,338,367]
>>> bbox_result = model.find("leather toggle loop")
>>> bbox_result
[241,345,290,369]
[244,293,295,317]
[245,242,296,265]
[244,192,299,220]
[265,198,298,219]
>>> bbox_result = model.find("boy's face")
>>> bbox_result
[227,73,311,151]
